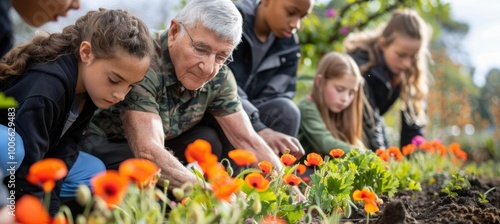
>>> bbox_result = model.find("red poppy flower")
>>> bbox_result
[258,161,273,175]
[304,153,323,167]
[228,149,257,166]
[185,139,212,164]
[296,164,306,175]
[329,149,345,158]
[15,194,50,224]
[280,154,297,166]
[283,173,302,186]
[119,158,159,188]
[26,158,68,192]
[91,170,129,208]
[244,172,270,192]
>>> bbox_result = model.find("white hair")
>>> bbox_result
[176,0,243,47]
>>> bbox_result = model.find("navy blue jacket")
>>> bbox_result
[349,50,424,149]
[0,55,97,215]
[230,0,301,132]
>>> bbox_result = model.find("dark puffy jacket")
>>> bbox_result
[230,0,301,132]
[349,50,425,149]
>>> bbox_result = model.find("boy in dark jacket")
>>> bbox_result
[229,0,314,158]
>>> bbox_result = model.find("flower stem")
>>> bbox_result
[44,192,51,211]
[82,197,95,218]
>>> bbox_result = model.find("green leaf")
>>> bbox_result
[284,209,305,224]
[0,92,17,108]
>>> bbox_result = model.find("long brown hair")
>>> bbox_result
[311,52,366,148]
[1,8,154,78]
[344,9,430,126]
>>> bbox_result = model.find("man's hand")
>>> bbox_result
[258,128,305,159]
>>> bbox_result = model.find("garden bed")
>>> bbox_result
[13,139,500,224]
[348,176,500,224]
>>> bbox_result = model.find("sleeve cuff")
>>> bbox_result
[252,120,268,133]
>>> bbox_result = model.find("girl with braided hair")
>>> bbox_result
[0,8,154,215]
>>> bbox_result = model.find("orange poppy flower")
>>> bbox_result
[258,161,273,175]
[304,153,323,167]
[181,197,190,206]
[283,173,302,186]
[377,150,390,162]
[245,172,270,192]
[329,149,345,158]
[185,139,212,164]
[228,149,257,166]
[280,154,297,166]
[420,141,435,153]
[352,188,377,203]
[296,164,306,175]
[455,149,467,161]
[375,148,385,155]
[91,170,129,208]
[211,176,242,201]
[387,147,403,162]
[119,158,159,188]
[402,144,417,156]
[364,201,380,213]
[26,158,68,192]
[203,162,227,180]
[261,215,287,224]
[448,142,461,153]
[15,194,50,224]
[52,213,69,224]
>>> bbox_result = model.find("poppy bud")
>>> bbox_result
[76,185,91,206]
[173,188,184,200]
[253,199,262,213]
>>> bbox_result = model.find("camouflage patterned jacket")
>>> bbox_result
[86,30,242,141]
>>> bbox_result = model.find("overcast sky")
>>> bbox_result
[37,0,498,87]
[445,0,500,86]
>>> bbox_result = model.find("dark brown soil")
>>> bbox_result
[346,176,500,224]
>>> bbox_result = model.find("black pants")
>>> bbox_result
[81,113,235,171]
[254,97,300,137]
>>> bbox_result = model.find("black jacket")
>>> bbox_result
[1,55,97,215]
[230,0,301,132]
[349,50,424,149]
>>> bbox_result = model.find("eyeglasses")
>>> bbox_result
[179,22,233,67]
